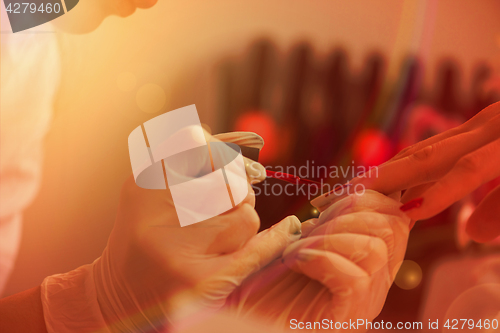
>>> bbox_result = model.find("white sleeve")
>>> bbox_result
[0,2,61,294]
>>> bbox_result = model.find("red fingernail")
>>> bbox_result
[399,198,423,212]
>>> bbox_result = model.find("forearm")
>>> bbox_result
[0,286,48,333]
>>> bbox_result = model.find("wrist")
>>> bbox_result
[40,263,109,333]
[93,247,171,333]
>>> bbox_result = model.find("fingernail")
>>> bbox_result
[282,239,302,258]
[310,183,352,212]
[400,198,423,212]
[245,158,266,182]
[288,216,302,237]
[304,218,319,227]
[296,249,316,262]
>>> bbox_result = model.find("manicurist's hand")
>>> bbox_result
[40,131,301,333]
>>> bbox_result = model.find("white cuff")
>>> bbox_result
[41,263,110,333]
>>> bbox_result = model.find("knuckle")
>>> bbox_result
[249,219,261,235]
[393,145,414,159]
[235,203,260,235]
[371,237,388,254]
[405,144,442,183]
[411,144,434,162]
[241,204,261,233]
[456,155,481,174]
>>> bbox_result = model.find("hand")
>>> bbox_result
[92,131,302,332]
[225,190,410,332]
[350,101,500,242]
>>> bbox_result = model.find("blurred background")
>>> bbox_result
[3,0,500,330]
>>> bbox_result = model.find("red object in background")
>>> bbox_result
[397,104,462,151]
[352,128,393,168]
[234,111,278,163]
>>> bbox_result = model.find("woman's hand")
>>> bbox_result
[350,101,500,242]
[225,190,410,332]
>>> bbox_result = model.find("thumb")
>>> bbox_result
[179,217,301,315]
[223,216,302,279]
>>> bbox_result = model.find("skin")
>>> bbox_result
[350,101,500,243]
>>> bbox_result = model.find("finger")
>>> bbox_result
[162,127,234,183]
[204,129,262,177]
[292,249,391,321]
[282,234,389,276]
[317,189,408,224]
[400,182,435,229]
[243,157,266,184]
[400,182,435,203]
[284,248,367,288]
[212,179,256,211]
[400,137,500,221]
[220,216,302,279]
[389,127,462,163]
[207,132,263,206]
[388,101,500,162]
[466,185,500,243]
[212,132,267,183]
[351,114,500,195]
[388,191,402,201]
[205,203,261,254]
[311,187,407,216]
[179,216,301,305]
[283,249,374,321]
[310,184,353,212]
[213,132,264,150]
[308,211,409,274]
[300,218,319,237]
[242,181,256,208]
